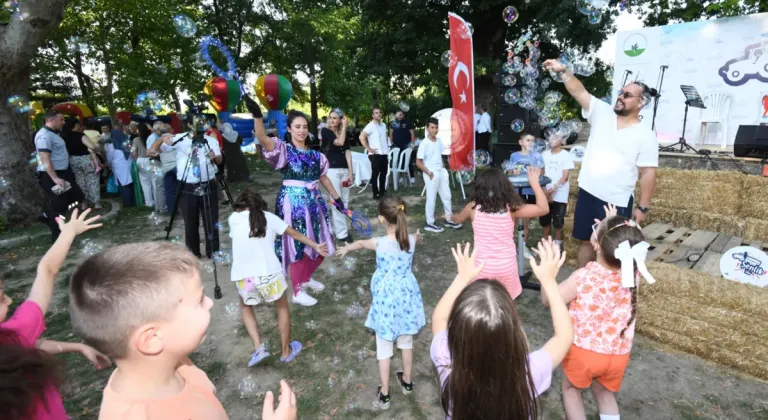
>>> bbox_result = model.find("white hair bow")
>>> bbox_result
[614,241,656,288]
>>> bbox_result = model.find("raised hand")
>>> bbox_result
[451,242,485,283]
[262,380,297,420]
[79,344,112,370]
[542,59,566,73]
[56,208,102,236]
[314,243,330,257]
[527,166,542,185]
[414,229,424,244]
[529,237,566,285]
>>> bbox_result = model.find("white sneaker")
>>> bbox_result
[523,246,532,259]
[293,290,318,306]
[410,177,415,184]
[305,278,325,292]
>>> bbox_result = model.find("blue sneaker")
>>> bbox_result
[280,341,303,363]
[247,344,270,367]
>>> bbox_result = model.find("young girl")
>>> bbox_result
[0,209,107,420]
[542,205,651,420]
[229,187,330,366]
[336,196,425,410]
[245,95,344,307]
[452,167,548,299]
[431,239,573,419]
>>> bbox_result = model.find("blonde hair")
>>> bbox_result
[69,242,199,358]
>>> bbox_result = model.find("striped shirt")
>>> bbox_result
[472,205,521,298]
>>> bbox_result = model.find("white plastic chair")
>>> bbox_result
[390,147,413,191]
[696,92,732,148]
[384,148,400,190]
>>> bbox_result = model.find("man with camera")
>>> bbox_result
[149,115,223,259]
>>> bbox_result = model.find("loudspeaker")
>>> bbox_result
[497,105,536,144]
[734,125,768,158]
[491,143,521,167]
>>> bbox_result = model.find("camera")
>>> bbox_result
[183,97,209,139]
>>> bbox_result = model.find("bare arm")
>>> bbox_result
[542,272,578,307]
[36,339,85,355]
[336,237,377,258]
[452,202,475,225]
[344,150,354,181]
[253,117,277,152]
[511,168,548,218]
[319,175,341,200]
[359,130,375,154]
[543,59,591,111]
[285,227,328,257]
[333,128,347,147]
[416,158,433,178]
[409,129,415,143]
[38,152,62,184]
[433,244,485,334]
[637,167,656,208]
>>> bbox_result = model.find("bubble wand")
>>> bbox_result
[330,201,373,237]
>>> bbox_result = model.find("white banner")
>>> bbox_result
[613,13,768,146]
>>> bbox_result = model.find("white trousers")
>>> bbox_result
[152,174,166,213]
[326,167,351,239]
[423,168,452,225]
[137,158,155,207]
[375,334,413,360]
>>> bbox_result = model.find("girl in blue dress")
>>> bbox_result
[336,195,425,411]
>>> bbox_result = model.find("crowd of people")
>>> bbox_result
[2,56,663,419]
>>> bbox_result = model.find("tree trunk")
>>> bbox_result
[309,65,318,136]
[73,50,98,114]
[0,0,69,224]
[171,89,181,113]
[102,47,115,116]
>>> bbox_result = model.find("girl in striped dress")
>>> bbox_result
[453,167,549,298]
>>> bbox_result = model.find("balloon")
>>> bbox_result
[254,74,293,111]
[204,77,242,113]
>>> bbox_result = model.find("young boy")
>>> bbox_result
[540,134,574,250]
[416,117,462,233]
[507,133,544,257]
[68,241,227,418]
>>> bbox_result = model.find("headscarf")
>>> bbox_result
[222,123,238,143]
[110,129,131,160]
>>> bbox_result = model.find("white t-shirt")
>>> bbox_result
[363,121,389,155]
[228,210,288,280]
[416,137,444,173]
[542,149,575,203]
[477,112,492,133]
[160,133,222,183]
[579,95,659,206]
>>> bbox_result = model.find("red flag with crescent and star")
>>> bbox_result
[448,12,475,171]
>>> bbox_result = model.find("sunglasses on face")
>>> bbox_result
[617,91,640,100]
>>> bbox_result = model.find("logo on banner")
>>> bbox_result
[447,13,475,171]
[623,34,647,57]
[718,42,768,86]
[719,246,768,287]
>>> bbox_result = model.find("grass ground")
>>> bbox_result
[2,156,768,419]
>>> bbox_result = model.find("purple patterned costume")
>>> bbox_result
[263,140,336,289]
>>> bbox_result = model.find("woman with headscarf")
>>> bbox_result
[221,123,251,182]
[133,123,155,208]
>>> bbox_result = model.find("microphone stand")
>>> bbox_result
[621,70,632,88]
[651,65,668,131]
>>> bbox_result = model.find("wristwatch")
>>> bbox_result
[637,205,649,214]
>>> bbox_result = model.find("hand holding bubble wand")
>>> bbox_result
[330,199,372,237]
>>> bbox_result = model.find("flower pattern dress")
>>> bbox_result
[364,236,426,341]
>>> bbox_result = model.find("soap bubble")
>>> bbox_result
[548,56,575,83]
[441,50,457,67]
[533,139,548,154]
[456,169,475,185]
[502,61,514,74]
[458,22,474,39]
[156,64,167,74]
[68,36,89,53]
[212,249,233,265]
[511,119,525,132]
[224,302,240,321]
[502,75,517,86]
[398,101,410,112]
[346,302,365,317]
[544,91,563,106]
[333,291,343,301]
[238,375,256,398]
[0,178,8,189]
[588,9,602,24]
[503,88,520,105]
[528,46,541,63]
[523,64,539,79]
[541,78,552,89]
[123,44,133,53]
[81,239,105,257]
[501,160,512,171]
[333,352,343,365]
[574,61,596,77]
[556,123,572,138]
[471,149,492,167]
[326,263,337,276]
[502,6,519,24]
[357,349,367,361]
[356,286,366,296]
[170,235,182,244]
[173,14,197,38]
[172,58,182,69]
[328,377,335,388]
[305,320,317,330]
[577,0,592,14]
[589,0,608,8]
[147,212,165,226]
[7,95,31,113]
[424,256,432,265]
[619,0,628,11]
[202,262,215,274]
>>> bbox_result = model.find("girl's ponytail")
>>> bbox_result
[378,196,411,252]
[234,186,268,238]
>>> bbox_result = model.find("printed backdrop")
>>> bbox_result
[613,13,768,146]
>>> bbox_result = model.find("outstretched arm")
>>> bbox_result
[244,95,277,152]
[285,227,329,257]
[432,244,485,334]
[336,238,377,258]
[543,59,591,112]
[36,339,112,369]
[451,202,475,225]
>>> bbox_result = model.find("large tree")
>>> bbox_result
[0,0,70,225]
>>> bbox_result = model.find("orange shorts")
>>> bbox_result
[562,345,630,392]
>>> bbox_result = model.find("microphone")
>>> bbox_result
[626,70,633,74]
[661,65,669,69]
[649,88,659,98]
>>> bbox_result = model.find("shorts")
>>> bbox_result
[540,201,567,229]
[521,194,536,205]
[562,345,631,392]
[572,188,634,241]
[375,334,413,360]
[235,273,287,306]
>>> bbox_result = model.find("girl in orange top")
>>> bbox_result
[543,204,655,420]
[453,167,549,298]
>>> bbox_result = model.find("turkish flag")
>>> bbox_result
[448,13,475,171]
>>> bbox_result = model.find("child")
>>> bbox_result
[229,187,329,366]
[0,209,103,420]
[431,240,573,420]
[542,205,651,420]
[336,196,425,410]
[416,117,462,233]
[69,241,229,418]
[507,133,544,257]
[540,134,575,249]
[452,167,548,299]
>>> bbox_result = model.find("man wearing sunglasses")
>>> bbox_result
[543,58,658,268]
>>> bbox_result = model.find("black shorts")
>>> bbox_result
[572,188,634,241]
[540,201,567,229]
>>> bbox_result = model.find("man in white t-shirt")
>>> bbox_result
[359,107,390,199]
[544,57,659,268]
[416,117,462,233]
[475,104,492,152]
[540,135,575,250]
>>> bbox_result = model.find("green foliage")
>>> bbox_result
[639,0,765,27]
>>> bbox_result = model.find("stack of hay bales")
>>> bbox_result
[553,164,768,379]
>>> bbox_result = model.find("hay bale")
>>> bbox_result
[637,324,768,380]
[643,262,768,319]
[657,168,745,186]
[742,218,768,241]
[739,176,768,219]
[651,181,741,214]
[646,208,745,238]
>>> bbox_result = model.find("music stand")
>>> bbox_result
[660,85,706,153]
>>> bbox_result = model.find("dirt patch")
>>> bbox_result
[2,158,768,419]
